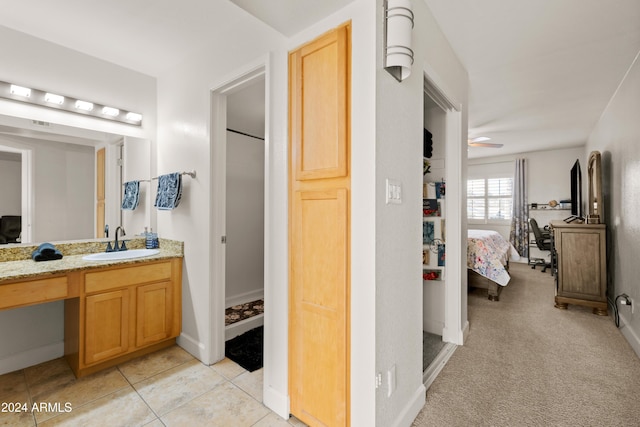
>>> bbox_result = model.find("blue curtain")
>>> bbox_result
[510,159,528,258]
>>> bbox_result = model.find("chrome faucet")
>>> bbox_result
[114,226,127,252]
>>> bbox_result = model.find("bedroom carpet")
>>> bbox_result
[413,261,640,427]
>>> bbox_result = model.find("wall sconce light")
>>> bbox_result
[0,80,143,126]
[384,0,414,82]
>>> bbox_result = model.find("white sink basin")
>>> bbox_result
[82,249,160,261]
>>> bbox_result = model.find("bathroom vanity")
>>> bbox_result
[0,238,183,377]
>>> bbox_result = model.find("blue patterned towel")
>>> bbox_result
[154,172,182,210]
[121,181,140,210]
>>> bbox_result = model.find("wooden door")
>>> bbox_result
[84,289,129,365]
[136,281,173,347]
[96,148,105,238]
[289,22,351,427]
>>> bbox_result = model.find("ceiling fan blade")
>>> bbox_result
[468,142,504,148]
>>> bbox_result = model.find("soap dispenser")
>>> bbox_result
[145,227,153,249]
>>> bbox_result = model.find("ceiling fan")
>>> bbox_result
[468,136,503,148]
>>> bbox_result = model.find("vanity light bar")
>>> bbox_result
[0,80,142,126]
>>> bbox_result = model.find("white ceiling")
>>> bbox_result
[1,1,639,158]
[0,0,266,77]
[229,0,355,37]
[425,0,640,158]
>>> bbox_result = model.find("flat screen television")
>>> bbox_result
[570,159,582,218]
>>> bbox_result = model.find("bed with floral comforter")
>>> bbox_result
[467,229,511,300]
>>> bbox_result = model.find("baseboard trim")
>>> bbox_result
[391,383,426,427]
[462,320,470,344]
[177,332,207,363]
[0,341,64,375]
[225,314,264,341]
[423,342,457,390]
[225,289,264,309]
[263,384,290,420]
[619,315,640,359]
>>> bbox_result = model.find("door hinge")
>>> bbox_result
[375,373,382,389]
[221,236,226,244]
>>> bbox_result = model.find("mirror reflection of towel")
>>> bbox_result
[122,181,140,210]
[155,172,182,210]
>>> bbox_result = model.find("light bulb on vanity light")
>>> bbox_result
[44,93,65,105]
[126,112,142,122]
[10,84,31,97]
[75,100,94,111]
[102,106,120,117]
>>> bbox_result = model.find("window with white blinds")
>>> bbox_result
[467,177,513,223]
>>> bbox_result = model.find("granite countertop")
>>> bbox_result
[0,238,184,282]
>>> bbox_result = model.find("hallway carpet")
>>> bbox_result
[412,262,640,427]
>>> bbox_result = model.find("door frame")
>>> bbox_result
[423,69,466,346]
[209,63,268,364]
[0,144,33,243]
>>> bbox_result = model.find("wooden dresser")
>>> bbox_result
[550,221,607,315]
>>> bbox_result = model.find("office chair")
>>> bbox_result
[529,218,552,273]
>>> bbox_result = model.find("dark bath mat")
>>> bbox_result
[225,326,263,372]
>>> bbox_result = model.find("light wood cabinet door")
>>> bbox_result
[289,22,351,427]
[136,281,173,347]
[552,221,607,315]
[556,229,605,300]
[84,289,130,365]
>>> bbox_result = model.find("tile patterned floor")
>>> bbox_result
[0,345,307,427]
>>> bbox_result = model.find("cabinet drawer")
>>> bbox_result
[84,261,172,294]
[0,276,68,310]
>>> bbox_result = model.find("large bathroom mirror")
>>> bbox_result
[587,150,603,224]
[0,114,151,245]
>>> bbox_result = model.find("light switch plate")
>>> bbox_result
[386,179,402,204]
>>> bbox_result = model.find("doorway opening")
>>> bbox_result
[0,145,30,244]
[210,65,267,370]
[422,74,462,389]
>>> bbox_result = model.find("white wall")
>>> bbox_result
[586,52,640,357]
[155,0,379,423]
[0,154,21,217]
[375,0,468,425]
[154,0,289,415]
[225,130,265,306]
[0,26,156,374]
